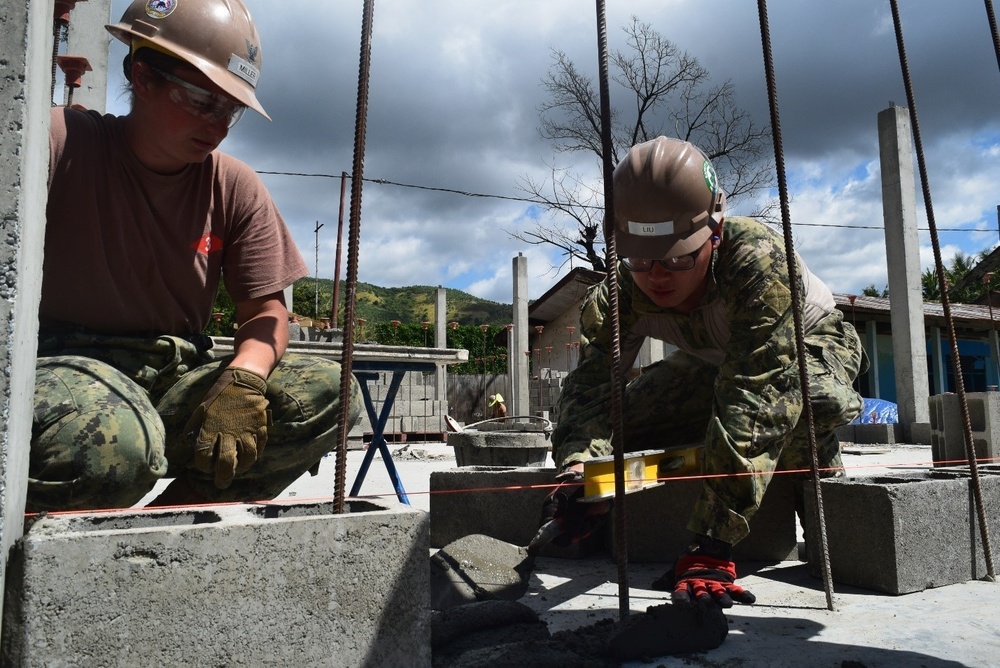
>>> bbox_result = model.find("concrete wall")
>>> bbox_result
[0,0,53,641]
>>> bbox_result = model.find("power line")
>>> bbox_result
[256,169,985,233]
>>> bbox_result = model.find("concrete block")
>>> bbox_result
[835,424,855,443]
[429,467,598,560]
[608,474,798,563]
[907,421,932,445]
[803,470,1000,594]
[2,500,430,667]
[930,392,1000,465]
[429,467,797,563]
[401,415,446,433]
[850,422,902,445]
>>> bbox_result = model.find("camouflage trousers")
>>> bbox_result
[29,332,362,512]
[553,313,866,546]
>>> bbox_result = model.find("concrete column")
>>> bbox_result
[0,0,53,639]
[64,0,111,113]
[511,254,529,417]
[878,106,930,437]
[434,286,446,401]
[865,321,880,398]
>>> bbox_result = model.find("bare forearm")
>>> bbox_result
[231,294,290,377]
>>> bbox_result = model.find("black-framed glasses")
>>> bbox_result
[622,248,701,272]
[150,66,247,129]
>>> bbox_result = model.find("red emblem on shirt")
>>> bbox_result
[191,233,223,256]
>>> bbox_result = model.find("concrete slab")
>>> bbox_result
[139,442,1000,666]
[2,499,430,667]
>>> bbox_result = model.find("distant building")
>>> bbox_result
[526,268,1000,402]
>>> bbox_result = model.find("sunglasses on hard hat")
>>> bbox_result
[150,66,247,128]
[622,248,702,272]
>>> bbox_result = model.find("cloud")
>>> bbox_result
[104,0,1000,306]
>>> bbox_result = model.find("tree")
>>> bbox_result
[922,250,997,303]
[862,284,888,298]
[514,16,774,272]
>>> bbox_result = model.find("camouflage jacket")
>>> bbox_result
[553,216,840,467]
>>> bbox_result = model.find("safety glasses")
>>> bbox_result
[622,248,702,272]
[150,66,246,129]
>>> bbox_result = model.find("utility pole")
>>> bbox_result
[332,172,348,327]
[314,221,324,318]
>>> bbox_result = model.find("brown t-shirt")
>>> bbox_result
[43,107,307,336]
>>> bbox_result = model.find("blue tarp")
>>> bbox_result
[851,397,899,424]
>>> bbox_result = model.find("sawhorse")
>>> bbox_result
[349,361,438,504]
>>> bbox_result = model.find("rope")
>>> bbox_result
[335,0,376,514]
[593,0,629,620]
[889,0,995,580]
[756,0,837,612]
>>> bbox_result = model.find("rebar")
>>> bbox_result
[334,0,376,514]
[594,0,629,619]
[757,0,836,611]
[889,0,994,578]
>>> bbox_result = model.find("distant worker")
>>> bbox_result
[32,0,361,511]
[489,393,508,419]
[545,136,866,607]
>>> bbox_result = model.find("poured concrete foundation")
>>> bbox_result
[804,468,1000,594]
[2,500,430,667]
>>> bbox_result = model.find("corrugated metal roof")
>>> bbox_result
[835,293,1000,325]
[528,273,1000,329]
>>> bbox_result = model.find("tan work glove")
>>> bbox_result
[185,367,270,489]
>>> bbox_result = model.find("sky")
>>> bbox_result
[102,0,1000,305]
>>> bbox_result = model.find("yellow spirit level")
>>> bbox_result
[579,445,703,503]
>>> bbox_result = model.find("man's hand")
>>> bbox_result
[185,367,269,489]
[535,465,611,550]
[658,552,756,608]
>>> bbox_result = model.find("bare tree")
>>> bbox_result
[515,17,774,272]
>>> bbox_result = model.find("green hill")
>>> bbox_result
[292,278,514,326]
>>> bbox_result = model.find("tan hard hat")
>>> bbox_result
[107,0,269,120]
[613,136,726,259]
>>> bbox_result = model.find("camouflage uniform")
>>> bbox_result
[29,330,362,512]
[552,217,867,546]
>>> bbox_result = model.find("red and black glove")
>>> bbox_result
[533,468,610,551]
[653,538,756,608]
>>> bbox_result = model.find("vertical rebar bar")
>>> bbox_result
[594,0,629,619]
[334,0,376,514]
[757,0,836,610]
[889,0,994,578]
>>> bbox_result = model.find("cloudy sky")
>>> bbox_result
[102,0,1000,305]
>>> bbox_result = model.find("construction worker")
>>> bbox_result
[32,0,361,511]
[547,136,866,608]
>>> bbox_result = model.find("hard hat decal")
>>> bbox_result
[228,54,260,88]
[702,161,718,194]
[144,0,177,20]
[627,220,675,237]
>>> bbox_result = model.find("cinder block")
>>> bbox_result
[609,474,798,563]
[429,467,797,562]
[930,392,1000,465]
[2,500,430,667]
[803,470,1000,594]
[430,467,555,549]
[907,421,932,445]
[851,422,902,444]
